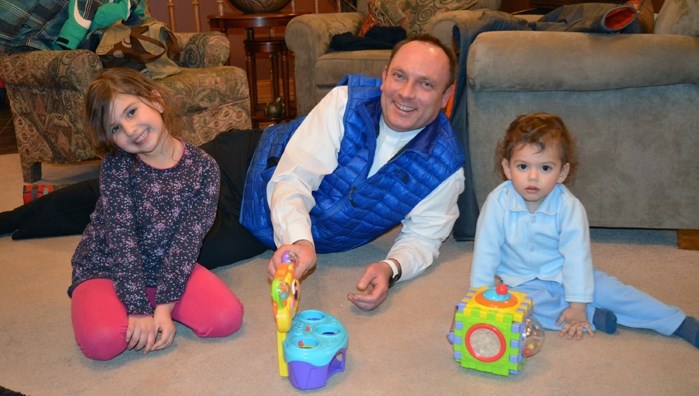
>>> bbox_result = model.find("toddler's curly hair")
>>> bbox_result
[495,112,578,183]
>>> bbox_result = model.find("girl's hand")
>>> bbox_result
[152,303,177,352]
[126,315,157,354]
[267,240,317,280]
[556,302,593,340]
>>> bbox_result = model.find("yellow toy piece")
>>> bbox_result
[271,251,300,376]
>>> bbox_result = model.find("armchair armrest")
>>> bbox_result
[0,49,102,91]
[285,13,363,63]
[174,31,231,68]
[468,31,699,92]
[285,12,363,114]
[426,0,504,46]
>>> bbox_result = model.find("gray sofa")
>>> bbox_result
[463,2,699,232]
[286,0,698,238]
[285,0,502,115]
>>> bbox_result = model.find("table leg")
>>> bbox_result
[271,52,280,102]
[281,48,292,119]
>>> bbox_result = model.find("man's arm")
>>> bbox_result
[266,87,349,279]
[387,167,465,282]
[346,170,463,311]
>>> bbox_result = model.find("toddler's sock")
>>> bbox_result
[593,308,617,334]
[673,316,699,349]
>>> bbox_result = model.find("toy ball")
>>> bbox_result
[522,316,545,358]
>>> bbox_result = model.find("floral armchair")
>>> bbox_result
[0,30,251,183]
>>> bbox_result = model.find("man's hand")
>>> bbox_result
[347,261,393,311]
[267,239,317,280]
[557,302,593,340]
[152,303,176,352]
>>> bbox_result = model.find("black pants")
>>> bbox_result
[0,129,268,269]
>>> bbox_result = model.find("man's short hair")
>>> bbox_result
[388,34,457,89]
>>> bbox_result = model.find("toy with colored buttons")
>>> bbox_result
[283,310,349,390]
[271,252,349,390]
[271,251,301,377]
[448,284,544,376]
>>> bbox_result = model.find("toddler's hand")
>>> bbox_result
[557,302,593,340]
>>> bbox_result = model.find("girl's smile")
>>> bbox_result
[108,93,181,168]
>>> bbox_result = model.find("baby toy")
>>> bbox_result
[448,284,544,376]
[270,252,348,390]
[55,0,146,50]
[283,310,348,390]
[271,251,301,377]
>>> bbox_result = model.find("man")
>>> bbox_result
[246,35,465,310]
[0,35,465,311]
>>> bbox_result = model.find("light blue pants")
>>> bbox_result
[511,270,686,335]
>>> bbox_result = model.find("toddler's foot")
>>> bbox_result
[593,308,617,334]
[674,316,699,349]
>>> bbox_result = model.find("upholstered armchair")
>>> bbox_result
[0,30,251,183]
[285,0,501,115]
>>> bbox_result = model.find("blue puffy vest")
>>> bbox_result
[240,75,464,253]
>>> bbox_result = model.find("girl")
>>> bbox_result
[470,112,698,348]
[69,68,243,361]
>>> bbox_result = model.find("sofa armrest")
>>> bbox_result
[0,49,102,91]
[468,31,699,92]
[174,31,231,68]
[285,12,362,115]
[426,1,504,46]
[285,12,363,66]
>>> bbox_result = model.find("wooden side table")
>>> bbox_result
[209,12,299,127]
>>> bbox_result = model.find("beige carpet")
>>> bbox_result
[1,153,698,396]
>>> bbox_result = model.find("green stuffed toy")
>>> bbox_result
[54,0,147,50]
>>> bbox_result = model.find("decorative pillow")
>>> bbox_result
[626,0,655,33]
[359,0,478,37]
[358,8,381,37]
[654,0,699,36]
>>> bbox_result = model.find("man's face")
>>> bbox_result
[380,40,453,132]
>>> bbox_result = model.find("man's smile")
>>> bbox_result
[394,101,416,112]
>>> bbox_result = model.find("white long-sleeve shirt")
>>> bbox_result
[267,86,465,282]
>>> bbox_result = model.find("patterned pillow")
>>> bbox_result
[629,0,655,33]
[654,0,699,36]
[358,8,381,37]
[359,0,477,37]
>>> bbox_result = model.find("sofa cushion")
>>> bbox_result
[654,0,699,36]
[361,0,477,37]
[315,49,391,87]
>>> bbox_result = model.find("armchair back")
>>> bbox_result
[285,0,501,115]
[0,25,251,183]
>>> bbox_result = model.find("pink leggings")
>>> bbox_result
[71,264,243,360]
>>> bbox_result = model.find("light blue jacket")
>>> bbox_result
[470,181,594,303]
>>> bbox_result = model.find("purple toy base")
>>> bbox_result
[287,349,347,390]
